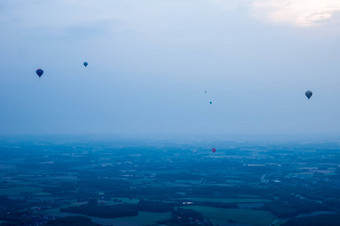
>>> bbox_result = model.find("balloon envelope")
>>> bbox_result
[36,69,44,77]
[212,148,216,153]
[209,101,212,104]
[83,62,88,67]
[305,90,313,99]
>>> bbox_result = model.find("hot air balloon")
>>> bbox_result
[212,148,216,153]
[209,101,212,104]
[204,91,207,94]
[83,62,88,67]
[36,69,44,78]
[305,90,313,99]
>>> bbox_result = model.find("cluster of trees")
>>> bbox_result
[61,204,138,218]
[158,208,212,226]
[0,197,28,215]
[46,216,99,226]
[136,200,174,212]
[284,214,340,226]
[191,201,237,209]
[264,199,331,218]
[61,199,175,218]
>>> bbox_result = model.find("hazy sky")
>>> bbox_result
[1,0,340,136]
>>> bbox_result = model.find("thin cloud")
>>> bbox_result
[252,0,340,27]
[211,0,340,27]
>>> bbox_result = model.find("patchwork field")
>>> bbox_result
[181,197,270,203]
[184,206,276,226]
[0,186,42,196]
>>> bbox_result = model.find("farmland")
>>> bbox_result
[1,137,340,225]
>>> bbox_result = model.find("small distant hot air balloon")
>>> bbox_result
[305,90,313,99]
[83,62,88,67]
[209,101,212,104]
[36,69,44,78]
[212,148,216,153]
[204,91,207,94]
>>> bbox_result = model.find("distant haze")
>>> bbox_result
[0,0,340,137]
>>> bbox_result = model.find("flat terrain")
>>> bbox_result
[184,206,276,226]
[1,137,340,225]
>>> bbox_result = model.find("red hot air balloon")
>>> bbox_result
[212,148,216,153]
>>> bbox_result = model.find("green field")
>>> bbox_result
[41,208,60,214]
[41,210,171,226]
[181,197,270,203]
[0,186,42,196]
[34,192,52,196]
[98,211,171,225]
[184,206,276,226]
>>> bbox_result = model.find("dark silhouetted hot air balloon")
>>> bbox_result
[212,148,216,153]
[83,62,88,67]
[305,90,313,99]
[209,101,212,104]
[36,69,44,78]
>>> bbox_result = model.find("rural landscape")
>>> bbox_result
[1,0,340,225]
[1,136,340,225]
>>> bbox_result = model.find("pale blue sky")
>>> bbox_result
[1,0,340,136]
